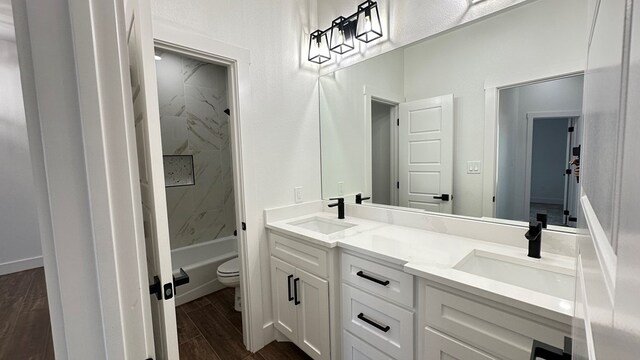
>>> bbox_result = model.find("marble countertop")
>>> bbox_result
[266,211,575,324]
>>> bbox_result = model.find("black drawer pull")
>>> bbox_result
[293,277,300,305]
[356,271,390,286]
[287,274,294,301]
[357,313,390,333]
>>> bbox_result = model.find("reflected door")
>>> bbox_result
[126,0,179,357]
[398,95,454,213]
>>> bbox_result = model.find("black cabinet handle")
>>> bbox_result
[293,277,300,305]
[357,313,390,333]
[287,274,294,301]
[356,270,390,286]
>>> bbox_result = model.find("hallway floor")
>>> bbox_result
[0,268,54,360]
[0,268,311,360]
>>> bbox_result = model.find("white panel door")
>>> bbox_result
[297,268,330,360]
[271,257,298,340]
[125,0,178,358]
[399,95,454,213]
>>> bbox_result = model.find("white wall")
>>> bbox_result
[0,3,41,275]
[151,0,321,347]
[317,0,533,75]
[496,76,584,221]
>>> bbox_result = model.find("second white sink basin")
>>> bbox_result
[288,216,356,235]
[454,250,575,301]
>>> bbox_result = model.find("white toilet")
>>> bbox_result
[217,257,241,312]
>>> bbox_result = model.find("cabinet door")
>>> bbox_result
[424,327,497,360]
[271,256,298,340]
[296,268,331,360]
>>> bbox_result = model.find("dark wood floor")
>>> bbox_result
[178,287,312,360]
[0,268,54,360]
[0,268,311,360]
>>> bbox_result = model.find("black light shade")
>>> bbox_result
[356,0,383,43]
[308,30,331,64]
[330,17,355,54]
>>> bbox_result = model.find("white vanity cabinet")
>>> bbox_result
[417,280,572,360]
[268,231,339,360]
[341,251,415,360]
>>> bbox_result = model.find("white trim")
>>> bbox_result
[0,256,44,276]
[576,255,598,360]
[581,195,617,303]
[152,19,260,351]
[523,112,580,221]
[363,85,403,204]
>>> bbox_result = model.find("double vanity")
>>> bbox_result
[265,201,575,360]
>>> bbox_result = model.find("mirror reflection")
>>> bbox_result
[320,1,585,228]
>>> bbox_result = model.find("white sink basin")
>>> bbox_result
[288,216,356,235]
[454,250,575,300]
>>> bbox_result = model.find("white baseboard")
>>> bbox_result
[0,256,44,276]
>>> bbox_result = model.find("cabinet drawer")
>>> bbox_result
[343,331,394,360]
[341,252,413,308]
[423,284,570,360]
[423,327,497,360]
[270,231,328,277]
[342,284,413,360]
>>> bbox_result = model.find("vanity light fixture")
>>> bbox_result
[308,30,331,64]
[329,17,355,54]
[355,0,382,43]
[308,0,383,63]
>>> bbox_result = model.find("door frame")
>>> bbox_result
[363,85,403,205]
[523,112,580,222]
[152,20,256,350]
[482,69,584,218]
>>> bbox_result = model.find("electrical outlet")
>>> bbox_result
[294,187,303,203]
[467,161,482,174]
[338,182,344,195]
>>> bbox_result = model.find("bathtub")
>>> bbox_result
[171,236,238,306]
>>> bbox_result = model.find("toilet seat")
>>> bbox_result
[217,257,240,277]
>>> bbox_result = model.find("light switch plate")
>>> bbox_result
[467,161,482,174]
[294,187,303,203]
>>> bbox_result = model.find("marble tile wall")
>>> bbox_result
[155,49,236,250]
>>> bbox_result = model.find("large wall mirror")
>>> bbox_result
[320,0,586,230]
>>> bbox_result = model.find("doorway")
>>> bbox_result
[370,100,395,206]
[526,117,578,226]
[151,44,247,357]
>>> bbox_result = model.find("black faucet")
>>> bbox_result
[328,197,345,219]
[525,213,547,258]
[355,193,371,204]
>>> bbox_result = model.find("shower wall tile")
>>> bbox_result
[155,50,186,118]
[160,116,189,154]
[156,50,236,250]
[185,85,226,152]
[183,58,227,95]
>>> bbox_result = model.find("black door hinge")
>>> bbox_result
[565,169,572,175]
[568,126,575,133]
[396,181,399,189]
[242,222,247,231]
[397,118,399,126]
[492,196,495,203]
[564,210,570,216]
